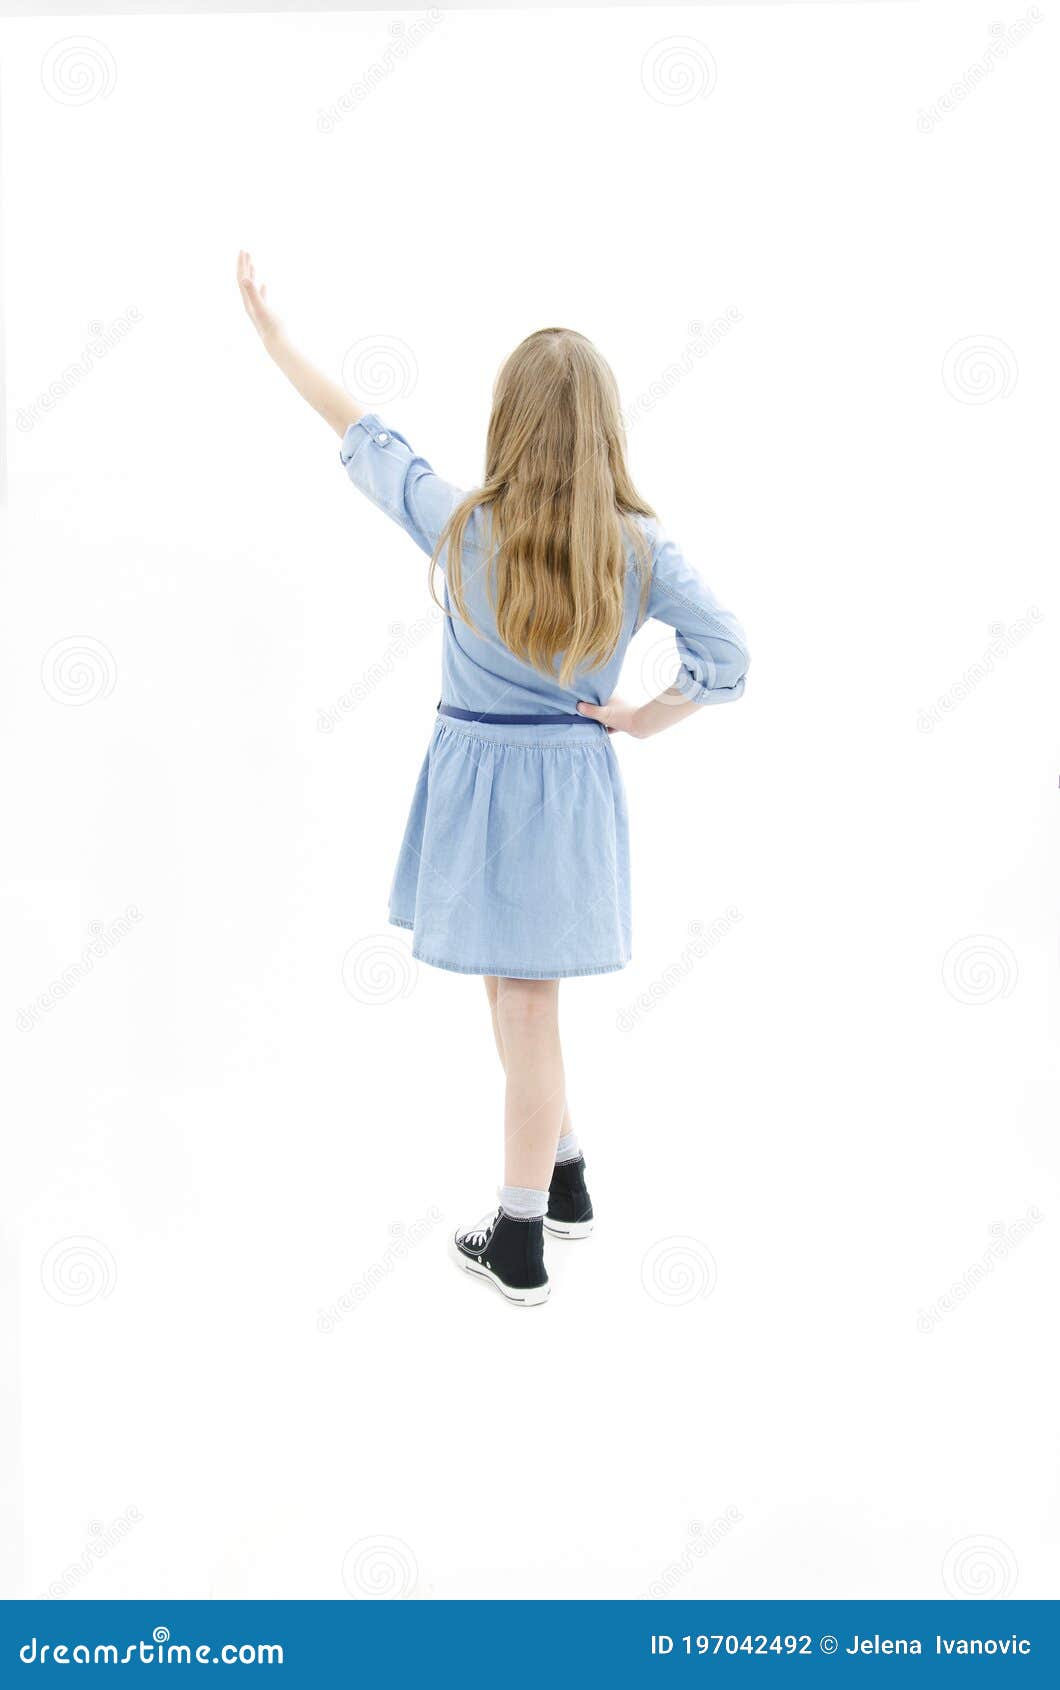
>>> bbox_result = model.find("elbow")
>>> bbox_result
[675,674,747,707]
[677,643,749,707]
[717,635,750,701]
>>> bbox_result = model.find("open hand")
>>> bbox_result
[236,250,283,345]
[576,696,643,736]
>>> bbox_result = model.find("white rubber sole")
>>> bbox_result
[448,1236,551,1306]
[543,1216,595,1239]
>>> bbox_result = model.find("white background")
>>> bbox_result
[1,1,1057,1602]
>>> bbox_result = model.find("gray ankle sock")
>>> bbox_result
[499,1184,548,1220]
[555,1131,581,1165]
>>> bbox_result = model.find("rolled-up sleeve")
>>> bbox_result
[338,414,464,561]
[647,529,749,705]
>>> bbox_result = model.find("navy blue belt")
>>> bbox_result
[438,703,596,727]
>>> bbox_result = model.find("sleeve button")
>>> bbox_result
[376,431,390,446]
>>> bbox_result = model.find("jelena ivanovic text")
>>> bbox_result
[849,1634,1032,1656]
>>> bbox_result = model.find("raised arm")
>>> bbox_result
[236,250,465,557]
[236,250,363,436]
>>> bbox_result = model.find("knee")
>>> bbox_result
[495,977,558,1029]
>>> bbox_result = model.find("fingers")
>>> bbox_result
[578,701,618,732]
[236,251,267,328]
[578,698,628,735]
[237,250,262,298]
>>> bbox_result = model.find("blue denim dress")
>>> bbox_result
[340,415,749,979]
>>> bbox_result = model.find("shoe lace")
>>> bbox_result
[464,1209,497,1250]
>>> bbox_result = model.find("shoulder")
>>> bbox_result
[623,512,663,577]
[627,512,660,544]
[458,495,492,554]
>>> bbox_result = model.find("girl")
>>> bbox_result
[237,252,749,1309]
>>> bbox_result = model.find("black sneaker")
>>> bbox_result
[544,1155,594,1239]
[449,1209,550,1306]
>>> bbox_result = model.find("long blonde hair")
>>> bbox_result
[430,329,654,687]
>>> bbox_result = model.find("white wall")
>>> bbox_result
[1,2,1057,1600]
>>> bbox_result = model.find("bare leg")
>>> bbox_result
[493,977,567,1190]
[483,975,505,1067]
[484,976,572,1138]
